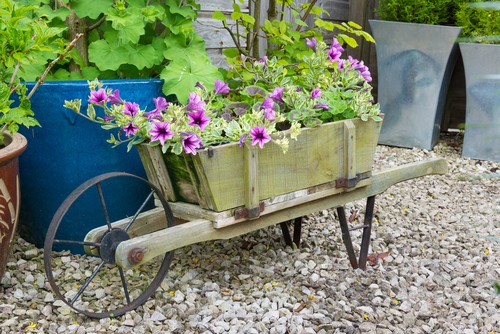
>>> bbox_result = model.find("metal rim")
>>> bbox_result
[43,172,175,318]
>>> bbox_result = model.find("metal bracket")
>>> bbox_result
[336,171,372,189]
[234,202,265,220]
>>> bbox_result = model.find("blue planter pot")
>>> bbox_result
[18,79,163,248]
[460,43,500,163]
[369,20,461,150]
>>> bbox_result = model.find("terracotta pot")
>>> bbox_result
[0,133,27,278]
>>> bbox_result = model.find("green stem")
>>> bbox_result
[297,0,318,32]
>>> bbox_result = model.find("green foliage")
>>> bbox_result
[0,0,61,140]
[376,0,464,25]
[456,0,500,44]
[212,1,375,82]
[65,40,380,155]
[21,0,220,101]
[496,282,500,294]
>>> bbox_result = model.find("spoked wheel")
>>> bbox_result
[44,172,175,318]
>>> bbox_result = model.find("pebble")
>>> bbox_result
[0,134,499,333]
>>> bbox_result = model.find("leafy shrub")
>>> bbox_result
[17,0,222,102]
[376,0,464,25]
[456,0,500,44]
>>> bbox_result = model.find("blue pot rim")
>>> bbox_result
[24,78,164,87]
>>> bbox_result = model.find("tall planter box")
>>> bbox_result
[18,79,163,247]
[138,118,382,213]
[460,43,500,163]
[369,20,461,150]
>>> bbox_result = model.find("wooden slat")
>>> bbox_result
[136,145,176,202]
[344,119,356,181]
[193,119,381,211]
[244,144,260,215]
[84,207,167,255]
[198,0,249,13]
[115,158,448,269]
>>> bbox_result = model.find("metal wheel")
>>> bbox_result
[44,172,175,318]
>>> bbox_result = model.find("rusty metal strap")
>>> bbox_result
[335,171,372,189]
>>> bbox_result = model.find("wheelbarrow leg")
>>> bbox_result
[279,217,303,247]
[337,195,375,270]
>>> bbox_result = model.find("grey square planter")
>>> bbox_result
[460,42,500,163]
[369,20,461,150]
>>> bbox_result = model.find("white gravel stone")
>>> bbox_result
[1,134,499,333]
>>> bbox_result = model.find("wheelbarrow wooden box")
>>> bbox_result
[137,118,383,213]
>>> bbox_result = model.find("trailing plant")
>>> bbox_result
[64,37,381,154]
[212,0,375,76]
[65,38,381,154]
[17,0,222,102]
[456,0,500,44]
[376,0,464,25]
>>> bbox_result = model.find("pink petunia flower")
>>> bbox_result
[181,132,203,155]
[88,88,107,105]
[149,121,174,146]
[187,110,211,131]
[249,126,271,149]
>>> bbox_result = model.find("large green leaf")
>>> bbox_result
[88,39,128,71]
[165,0,197,20]
[106,9,145,45]
[71,0,113,19]
[160,57,222,103]
[124,44,158,70]
[163,33,207,61]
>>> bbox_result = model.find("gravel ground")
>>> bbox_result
[1,132,499,334]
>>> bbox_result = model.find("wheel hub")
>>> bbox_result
[99,229,130,264]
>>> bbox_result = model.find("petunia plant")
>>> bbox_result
[65,37,381,155]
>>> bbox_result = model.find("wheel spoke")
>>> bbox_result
[118,267,131,305]
[53,239,100,248]
[124,189,155,232]
[70,261,105,305]
[96,182,112,231]
[44,172,175,318]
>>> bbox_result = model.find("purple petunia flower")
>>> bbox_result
[264,108,275,121]
[356,60,372,82]
[257,56,268,70]
[149,121,174,146]
[185,92,206,112]
[314,103,330,110]
[123,122,139,136]
[328,38,344,62]
[260,97,274,111]
[311,88,322,99]
[107,89,123,105]
[123,102,139,117]
[296,86,302,92]
[348,56,372,82]
[195,81,206,90]
[154,97,169,111]
[88,88,107,105]
[268,87,284,102]
[181,132,203,155]
[305,37,317,52]
[238,134,248,147]
[249,126,271,149]
[144,110,162,121]
[187,110,211,131]
[103,115,115,122]
[214,79,230,95]
[337,59,346,70]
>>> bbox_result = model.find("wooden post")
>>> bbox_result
[244,143,260,218]
[343,119,357,182]
[136,145,177,202]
